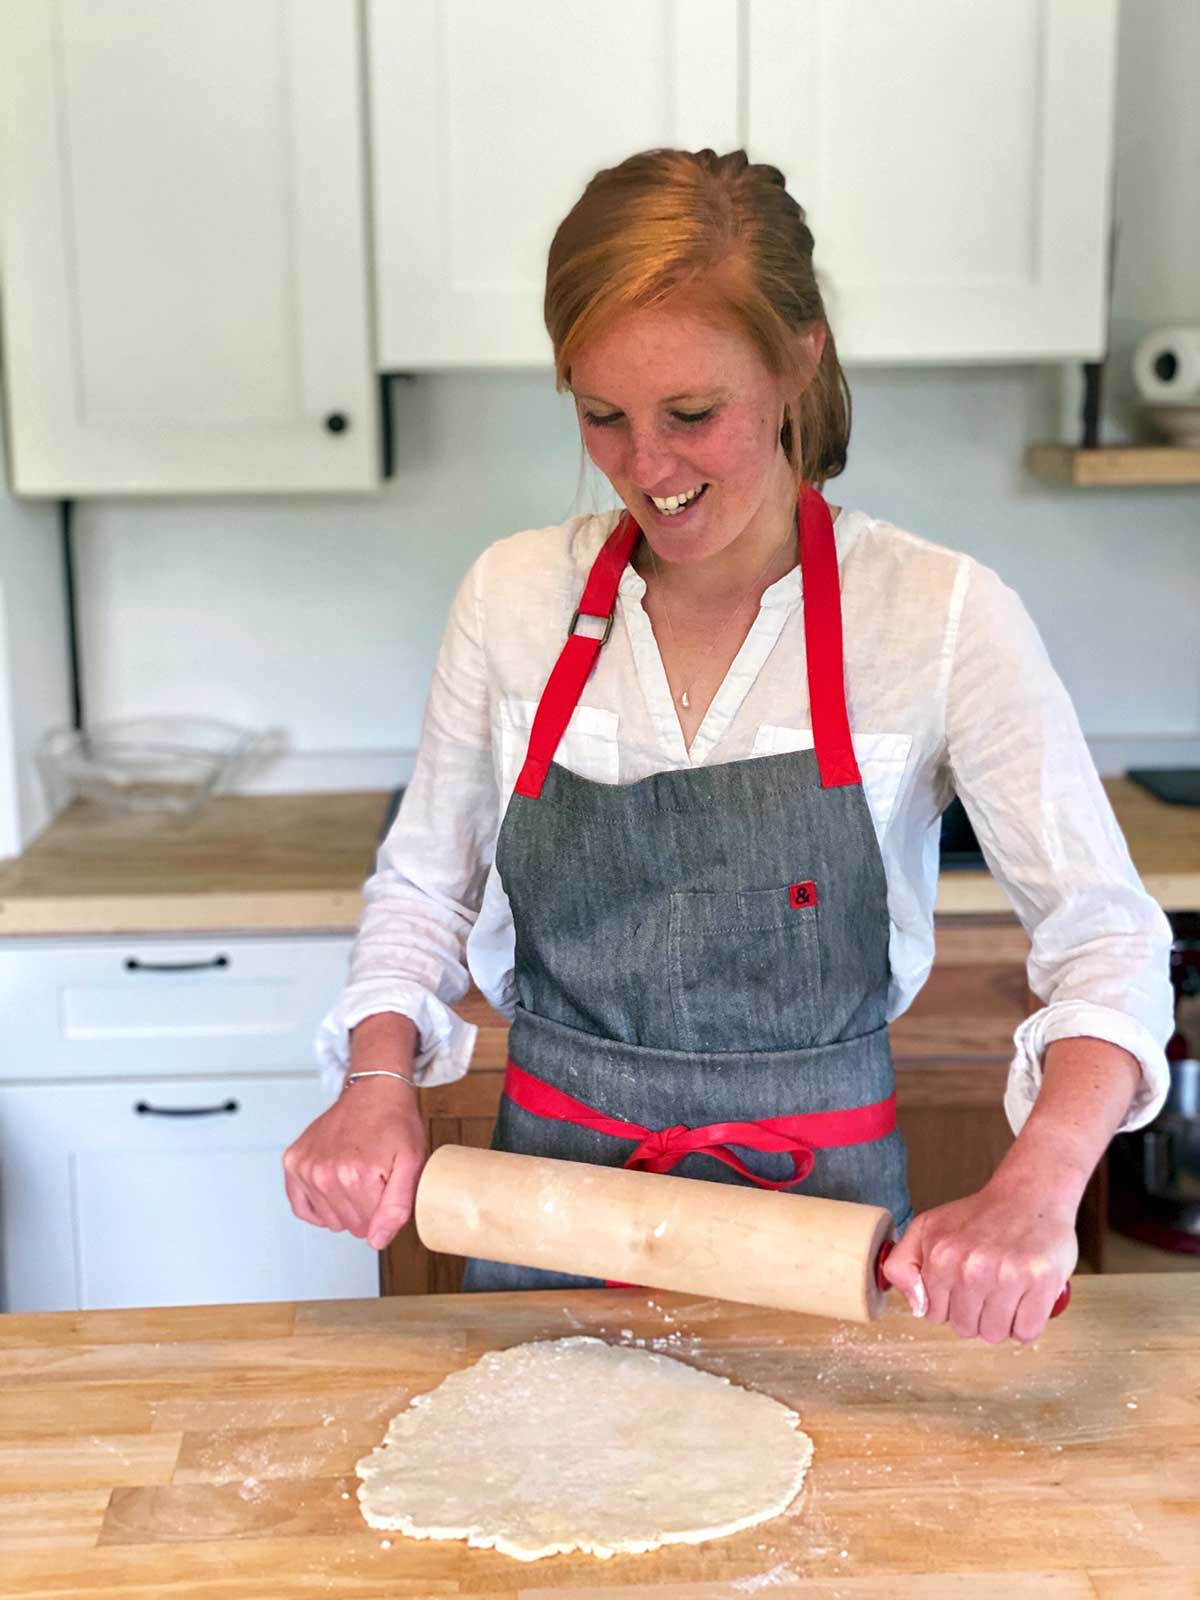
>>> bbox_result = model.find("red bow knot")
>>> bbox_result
[625,1118,817,1190]
[501,1060,896,1194]
[627,1124,693,1171]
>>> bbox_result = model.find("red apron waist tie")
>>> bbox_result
[504,1060,896,1192]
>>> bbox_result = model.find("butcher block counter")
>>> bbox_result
[0,777,1196,936]
[2,1276,1197,1598]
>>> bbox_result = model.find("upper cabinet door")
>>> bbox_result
[0,1,379,495]
[368,0,742,369]
[748,0,1119,361]
[371,0,1117,368]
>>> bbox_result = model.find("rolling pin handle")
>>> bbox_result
[875,1238,1071,1319]
[874,1236,894,1292]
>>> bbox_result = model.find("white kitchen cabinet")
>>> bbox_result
[748,0,1119,362]
[370,0,1118,367]
[0,931,379,1312]
[1,933,358,1079]
[0,0,379,495]
[0,1073,378,1313]
[367,0,742,368]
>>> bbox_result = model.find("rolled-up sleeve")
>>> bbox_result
[314,551,498,1091]
[943,560,1174,1137]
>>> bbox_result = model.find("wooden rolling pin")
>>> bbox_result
[416,1146,1071,1324]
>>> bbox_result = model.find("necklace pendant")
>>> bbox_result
[679,689,690,708]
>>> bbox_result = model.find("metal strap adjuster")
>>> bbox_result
[568,607,614,647]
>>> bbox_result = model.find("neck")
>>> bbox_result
[634,462,804,609]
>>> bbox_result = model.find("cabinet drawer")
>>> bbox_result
[0,934,353,1080]
[0,1072,377,1312]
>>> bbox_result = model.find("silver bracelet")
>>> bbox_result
[344,1069,417,1090]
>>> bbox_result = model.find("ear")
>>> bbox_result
[800,321,827,376]
[782,325,827,418]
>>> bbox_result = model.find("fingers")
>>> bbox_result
[1012,1269,1068,1344]
[925,1276,953,1326]
[940,1247,994,1340]
[282,1101,427,1246]
[976,1283,1026,1344]
[283,1166,335,1230]
[879,1198,1075,1344]
[948,1278,1027,1343]
[908,1273,928,1317]
[926,1242,1010,1340]
[956,1280,1052,1345]
[308,1159,385,1238]
[284,1155,349,1233]
[283,1144,382,1238]
[924,1247,1062,1344]
[880,1222,929,1317]
[366,1155,421,1251]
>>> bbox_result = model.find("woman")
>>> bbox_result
[284,148,1172,1344]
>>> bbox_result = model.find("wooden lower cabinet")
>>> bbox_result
[381,914,1106,1295]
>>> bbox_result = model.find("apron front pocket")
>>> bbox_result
[668,883,824,1053]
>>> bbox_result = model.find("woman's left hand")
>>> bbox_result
[881,1181,1078,1344]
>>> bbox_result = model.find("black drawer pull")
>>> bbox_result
[135,1099,240,1118]
[125,955,229,973]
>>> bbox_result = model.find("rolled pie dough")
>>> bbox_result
[355,1334,813,1562]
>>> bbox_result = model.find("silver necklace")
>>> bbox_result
[646,534,793,709]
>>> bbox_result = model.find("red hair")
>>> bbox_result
[544,148,851,487]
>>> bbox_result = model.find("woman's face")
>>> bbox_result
[571,303,823,569]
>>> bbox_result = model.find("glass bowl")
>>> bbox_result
[38,716,285,815]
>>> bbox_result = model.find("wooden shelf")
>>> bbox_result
[1025,443,1200,486]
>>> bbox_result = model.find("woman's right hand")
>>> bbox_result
[283,1075,429,1251]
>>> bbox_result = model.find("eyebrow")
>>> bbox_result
[576,390,726,407]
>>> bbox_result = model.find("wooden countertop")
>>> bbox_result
[0,778,1195,938]
[1,1276,1197,1597]
[0,791,385,937]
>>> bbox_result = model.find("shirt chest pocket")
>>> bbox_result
[498,698,620,793]
[751,725,914,843]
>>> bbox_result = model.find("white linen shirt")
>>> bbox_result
[315,505,1174,1137]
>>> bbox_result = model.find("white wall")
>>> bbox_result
[1108,0,1200,416]
[59,0,1200,790]
[0,389,70,854]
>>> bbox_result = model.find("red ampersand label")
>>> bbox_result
[789,881,819,909]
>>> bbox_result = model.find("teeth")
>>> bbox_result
[651,483,706,514]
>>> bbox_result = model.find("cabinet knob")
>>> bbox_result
[324,411,350,434]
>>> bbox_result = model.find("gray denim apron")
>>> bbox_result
[462,483,912,1291]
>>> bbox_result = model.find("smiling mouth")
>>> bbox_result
[645,483,710,517]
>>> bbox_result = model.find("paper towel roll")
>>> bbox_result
[1133,326,1200,403]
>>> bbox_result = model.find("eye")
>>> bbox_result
[583,410,621,428]
[673,408,714,425]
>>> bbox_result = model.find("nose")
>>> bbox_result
[624,424,682,493]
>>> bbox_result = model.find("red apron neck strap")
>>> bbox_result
[577,509,640,621]
[799,482,861,788]
[514,487,859,799]
[514,513,639,798]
